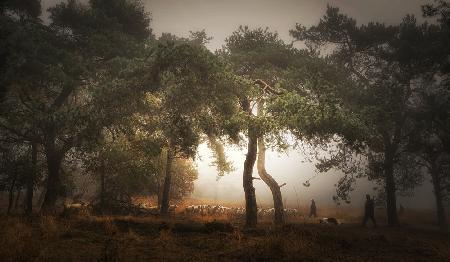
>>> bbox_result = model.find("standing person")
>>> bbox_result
[309,199,317,218]
[399,204,405,216]
[363,194,377,227]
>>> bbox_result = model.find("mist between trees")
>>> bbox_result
[0,0,449,230]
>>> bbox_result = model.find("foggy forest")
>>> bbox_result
[1,0,450,261]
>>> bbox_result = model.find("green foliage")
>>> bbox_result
[221,26,297,146]
[1,0,449,215]
[86,134,159,199]
[169,158,198,200]
[288,5,450,204]
[0,0,41,18]
[0,0,157,210]
[206,135,234,177]
[423,0,450,27]
[148,33,242,158]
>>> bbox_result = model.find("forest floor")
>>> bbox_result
[1,213,449,262]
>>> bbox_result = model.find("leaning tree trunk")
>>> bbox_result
[240,97,258,228]
[25,142,37,216]
[41,139,63,214]
[430,162,448,230]
[160,146,174,216]
[243,102,258,227]
[257,138,284,225]
[243,129,258,227]
[384,147,399,227]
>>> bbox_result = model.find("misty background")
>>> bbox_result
[40,0,436,209]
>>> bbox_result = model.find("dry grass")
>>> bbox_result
[0,211,449,262]
[0,196,448,261]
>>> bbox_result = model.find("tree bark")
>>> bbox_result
[100,170,106,214]
[257,138,284,225]
[41,138,63,214]
[160,146,173,216]
[243,129,258,227]
[430,161,448,230]
[14,186,21,210]
[384,147,399,227]
[156,152,165,209]
[25,142,37,216]
[240,97,258,228]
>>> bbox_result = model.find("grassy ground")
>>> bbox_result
[0,213,449,262]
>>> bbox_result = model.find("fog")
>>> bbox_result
[194,142,435,209]
[40,0,438,209]
[143,0,435,209]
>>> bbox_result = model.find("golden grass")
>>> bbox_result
[0,207,449,261]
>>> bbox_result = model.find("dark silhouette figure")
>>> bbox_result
[363,194,377,227]
[399,204,405,216]
[309,199,317,218]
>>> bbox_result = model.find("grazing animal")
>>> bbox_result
[62,202,90,217]
[284,208,299,217]
[147,206,159,215]
[168,205,178,213]
[319,217,339,225]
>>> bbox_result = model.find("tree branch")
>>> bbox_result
[51,85,76,110]
[254,79,284,95]
[0,122,32,141]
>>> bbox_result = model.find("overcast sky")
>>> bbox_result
[40,0,437,209]
[144,0,431,51]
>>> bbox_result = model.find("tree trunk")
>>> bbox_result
[25,142,37,216]
[257,138,284,224]
[243,128,258,228]
[156,152,165,209]
[41,139,62,214]
[160,146,173,216]
[240,96,258,228]
[157,182,162,209]
[7,170,17,215]
[384,147,399,227]
[430,162,448,230]
[100,170,106,214]
[14,187,21,210]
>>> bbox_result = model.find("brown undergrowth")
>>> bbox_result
[0,213,449,261]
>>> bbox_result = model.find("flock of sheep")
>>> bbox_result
[139,204,339,224]
[184,204,300,218]
[138,203,300,218]
[63,202,340,224]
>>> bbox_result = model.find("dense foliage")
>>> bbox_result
[0,0,449,229]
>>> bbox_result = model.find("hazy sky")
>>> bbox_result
[40,0,436,209]
[145,0,431,51]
